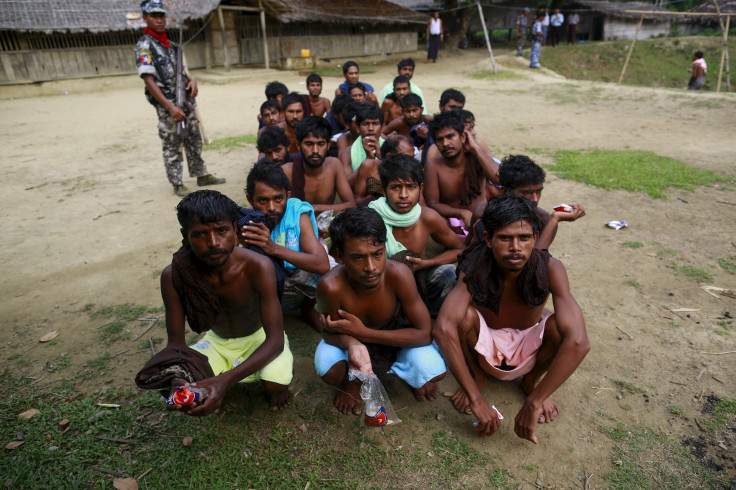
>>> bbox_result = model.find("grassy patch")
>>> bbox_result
[603,423,721,489]
[203,134,258,151]
[718,258,736,275]
[669,405,683,415]
[622,241,644,248]
[675,265,714,283]
[542,36,730,90]
[613,379,646,394]
[657,248,678,257]
[699,397,736,433]
[550,150,731,199]
[624,279,642,289]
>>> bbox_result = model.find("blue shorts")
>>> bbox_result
[314,340,446,389]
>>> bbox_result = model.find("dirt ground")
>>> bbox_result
[1,47,735,487]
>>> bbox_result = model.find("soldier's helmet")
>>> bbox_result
[141,0,166,15]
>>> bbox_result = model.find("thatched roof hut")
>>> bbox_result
[255,0,427,25]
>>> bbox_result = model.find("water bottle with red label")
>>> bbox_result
[166,386,209,407]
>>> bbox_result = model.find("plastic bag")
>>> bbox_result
[315,209,334,236]
[349,369,401,427]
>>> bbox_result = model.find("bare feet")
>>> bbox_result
[537,397,559,423]
[266,389,293,411]
[413,381,439,401]
[334,379,362,415]
[451,388,472,414]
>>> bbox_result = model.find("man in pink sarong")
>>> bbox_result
[433,194,590,443]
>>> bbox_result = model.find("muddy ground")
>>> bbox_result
[1,47,735,487]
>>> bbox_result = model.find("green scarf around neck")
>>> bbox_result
[350,135,385,171]
[368,197,422,257]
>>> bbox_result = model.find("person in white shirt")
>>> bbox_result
[427,12,443,63]
[567,11,580,44]
[549,8,564,47]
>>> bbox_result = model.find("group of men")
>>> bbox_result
[133,0,590,442]
[516,6,581,69]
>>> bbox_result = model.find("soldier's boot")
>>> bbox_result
[197,174,226,186]
[173,184,191,198]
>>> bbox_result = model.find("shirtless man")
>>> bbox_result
[335,100,362,157]
[353,134,414,199]
[281,92,306,155]
[382,93,430,139]
[256,126,291,165]
[335,61,377,105]
[140,190,293,414]
[315,207,447,414]
[439,88,465,112]
[486,155,585,249]
[257,100,282,137]
[424,110,500,236]
[381,76,411,126]
[243,161,330,330]
[257,81,288,129]
[282,116,356,215]
[369,154,464,315]
[434,194,590,441]
[306,73,331,116]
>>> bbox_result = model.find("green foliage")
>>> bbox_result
[613,379,646,394]
[718,258,736,275]
[542,37,731,90]
[203,134,258,151]
[604,424,720,489]
[675,265,714,283]
[624,279,641,289]
[657,248,678,257]
[622,241,644,248]
[550,150,731,199]
[700,397,736,432]
[669,405,683,415]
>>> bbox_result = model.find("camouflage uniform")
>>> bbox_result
[135,33,208,186]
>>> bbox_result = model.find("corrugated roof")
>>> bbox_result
[256,0,428,25]
[0,0,220,33]
[578,1,675,20]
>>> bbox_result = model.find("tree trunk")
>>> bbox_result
[443,2,476,51]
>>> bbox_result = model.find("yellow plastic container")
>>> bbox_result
[301,49,311,58]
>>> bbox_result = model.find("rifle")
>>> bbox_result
[175,27,193,136]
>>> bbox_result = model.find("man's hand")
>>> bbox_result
[415,124,429,140]
[405,255,431,272]
[470,398,502,436]
[552,203,586,222]
[366,92,378,105]
[185,78,198,98]
[458,209,473,230]
[347,343,373,373]
[514,399,540,444]
[167,103,186,122]
[363,136,380,159]
[184,375,232,417]
[321,310,368,338]
[240,221,276,255]
[463,129,481,153]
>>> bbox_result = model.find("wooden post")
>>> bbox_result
[259,0,270,69]
[182,50,211,146]
[618,14,644,84]
[476,2,497,74]
[217,6,230,72]
[204,13,213,71]
[713,0,731,92]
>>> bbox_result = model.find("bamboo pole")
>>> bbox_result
[476,2,497,74]
[618,14,644,84]
[624,10,736,16]
[217,7,230,72]
[259,0,270,70]
[713,0,731,92]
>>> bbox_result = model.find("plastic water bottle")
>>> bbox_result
[166,386,209,407]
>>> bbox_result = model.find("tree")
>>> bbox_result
[441,0,476,51]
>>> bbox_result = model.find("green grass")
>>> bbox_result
[622,241,644,248]
[542,36,731,90]
[669,405,683,415]
[203,134,258,151]
[699,397,736,433]
[603,423,721,489]
[613,379,646,394]
[718,258,736,275]
[549,150,731,199]
[657,248,678,257]
[624,279,641,289]
[675,265,714,283]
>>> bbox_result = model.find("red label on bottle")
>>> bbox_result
[364,406,388,426]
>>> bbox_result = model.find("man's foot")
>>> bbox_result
[334,380,362,415]
[413,381,439,401]
[197,174,226,186]
[537,397,559,423]
[173,184,191,197]
[451,388,473,414]
[266,388,293,411]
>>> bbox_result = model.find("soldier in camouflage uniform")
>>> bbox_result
[516,8,529,56]
[135,0,225,197]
